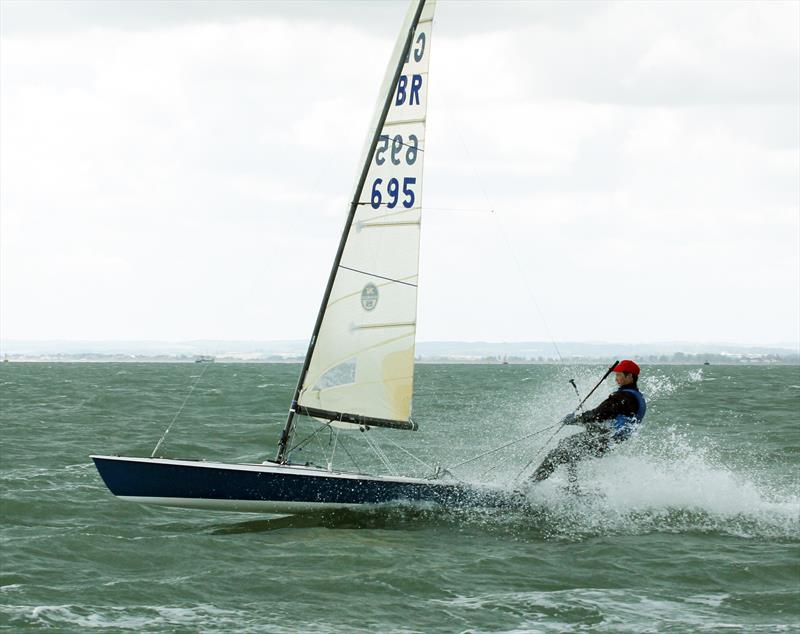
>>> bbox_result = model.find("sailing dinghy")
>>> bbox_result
[92,0,518,514]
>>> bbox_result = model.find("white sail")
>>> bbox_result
[297,0,436,428]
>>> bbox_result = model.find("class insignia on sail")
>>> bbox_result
[361,283,379,311]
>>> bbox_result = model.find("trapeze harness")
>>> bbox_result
[611,387,647,441]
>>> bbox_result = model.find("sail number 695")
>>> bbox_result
[371,177,417,209]
[375,134,418,166]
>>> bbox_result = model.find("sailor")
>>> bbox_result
[529,359,646,484]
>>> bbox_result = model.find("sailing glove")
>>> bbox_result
[561,413,578,425]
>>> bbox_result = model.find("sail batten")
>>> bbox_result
[354,322,416,330]
[383,119,427,127]
[359,221,421,229]
[338,266,419,287]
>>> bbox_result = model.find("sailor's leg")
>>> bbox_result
[565,464,582,494]
[529,433,592,483]
[528,446,565,482]
[568,434,611,492]
[566,461,579,488]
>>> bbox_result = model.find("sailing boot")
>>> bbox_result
[565,462,581,495]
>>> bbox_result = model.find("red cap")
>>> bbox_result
[615,359,640,376]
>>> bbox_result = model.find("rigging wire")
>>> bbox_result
[421,96,583,478]
[444,100,565,365]
[511,424,565,484]
[362,430,397,475]
[285,420,364,472]
[424,207,495,214]
[379,431,439,474]
[504,380,587,480]
[490,212,565,364]
[340,203,495,214]
[327,428,340,471]
[286,421,331,457]
[445,422,559,472]
[510,361,619,482]
[314,425,332,466]
[151,362,211,458]
[337,434,364,474]
[287,416,441,480]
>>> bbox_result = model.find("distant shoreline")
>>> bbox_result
[2,340,797,365]
[2,356,797,366]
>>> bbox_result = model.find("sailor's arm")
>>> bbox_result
[576,393,628,423]
[560,392,635,428]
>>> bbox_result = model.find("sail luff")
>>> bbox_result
[276,0,430,463]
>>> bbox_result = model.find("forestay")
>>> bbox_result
[296,0,436,430]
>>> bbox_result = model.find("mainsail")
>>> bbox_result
[92,0,546,515]
[278,0,436,459]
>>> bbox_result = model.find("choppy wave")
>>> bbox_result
[439,368,800,540]
[541,370,797,539]
[507,436,799,540]
[2,363,798,633]
[3,593,793,633]
[430,588,793,633]
[3,603,243,631]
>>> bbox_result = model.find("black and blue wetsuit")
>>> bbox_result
[578,386,646,440]
[529,384,646,483]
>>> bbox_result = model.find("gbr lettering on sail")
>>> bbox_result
[367,24,430,213]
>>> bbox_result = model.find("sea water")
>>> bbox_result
[1,363,798,632]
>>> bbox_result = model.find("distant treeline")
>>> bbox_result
[416,352,800,365]
[4,352,799,364]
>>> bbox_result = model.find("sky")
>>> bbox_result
[1,0,798,346]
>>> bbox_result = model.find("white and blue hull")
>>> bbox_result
[91,455,512,514]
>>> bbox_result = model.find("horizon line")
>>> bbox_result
[1,338,798,348]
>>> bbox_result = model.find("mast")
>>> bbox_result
[276,0,429,463]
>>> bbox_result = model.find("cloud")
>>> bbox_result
[1,1,798,344]
[0,0,407,35]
